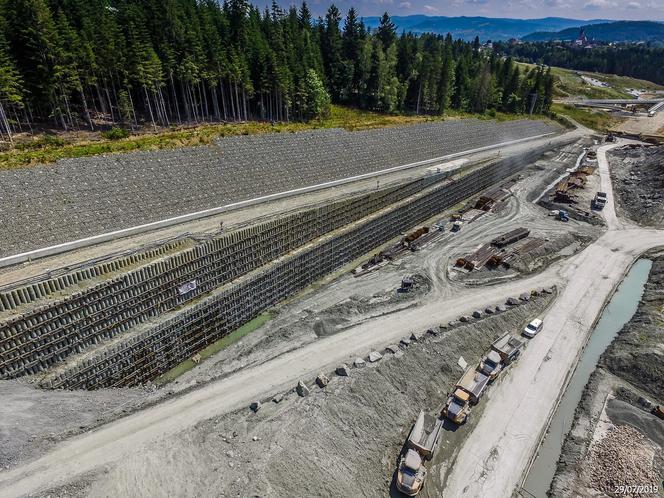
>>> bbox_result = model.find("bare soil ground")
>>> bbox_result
[609,144,664,228]
[0,381,159,471]
[551,252,664,498]
[66,296,554,498]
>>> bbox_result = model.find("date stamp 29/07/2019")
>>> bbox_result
[612,483,661,495]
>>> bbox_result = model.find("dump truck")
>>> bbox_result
[406,410,443,460]
[592,191,607,210]
[558,210,569,222]
[441,388,472,425]
[479,333,526,380]
[456,366,490,404]
[396,410,442,496]
[396,449,427,496]
[442,367,490,424]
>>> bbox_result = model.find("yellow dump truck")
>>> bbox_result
[396,410,443,496]
[441,367,490,424]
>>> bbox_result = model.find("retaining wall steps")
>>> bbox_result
[37,143,556,390]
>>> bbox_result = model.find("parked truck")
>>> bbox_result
[396,410,443,496]
[592,191,607,210]
[441,367,490,424]
[479,333,526,380]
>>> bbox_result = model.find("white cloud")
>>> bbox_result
[626,1,641,8]
[398,1,412,7]
[583,0,617,9]
[423,4,439,11]
[544,0,571,7]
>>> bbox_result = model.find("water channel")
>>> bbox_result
[522,258,653,497]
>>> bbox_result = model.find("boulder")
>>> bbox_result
[484,307,494,315]
[472,310,482,318]
[316,373,329,388]
[336,364,350,376]
[400,337,411,346]
[459,315,470,322]
[448,320,458,327]
[495,304,507,312]
[409,332,418,341]
[354,357,366,368]
[426,328,437,336]
[368,351,383,363]
[296,380,310,397]
[506,297,519,306]
[249,401,261,413]
[385,344,400,354]
[519,292,530,301]
[272,393,284,404]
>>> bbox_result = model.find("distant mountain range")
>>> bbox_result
[522,21,664,42]
[361,15,610,41]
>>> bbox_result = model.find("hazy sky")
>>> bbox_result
[272,0,662,20]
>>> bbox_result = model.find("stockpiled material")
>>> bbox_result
[587,425,658,494]
[0,120,555,257]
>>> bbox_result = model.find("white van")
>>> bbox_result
[523,318,543,338]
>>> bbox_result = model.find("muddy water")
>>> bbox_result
[522,258,652,498]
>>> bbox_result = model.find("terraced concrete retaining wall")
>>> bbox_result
[39,145,552,389]
[0,174,448,379]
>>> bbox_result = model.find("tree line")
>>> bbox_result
[496,41,664,87]
[0,0,554,142]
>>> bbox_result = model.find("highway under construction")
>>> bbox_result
[0,117,662,498]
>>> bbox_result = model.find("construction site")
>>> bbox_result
[0,116,663,498]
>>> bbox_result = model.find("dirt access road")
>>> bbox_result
[442,140,663,497]
[0,136,658,498]
[617,110,664,136]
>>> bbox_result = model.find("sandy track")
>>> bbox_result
[442,141,663,497]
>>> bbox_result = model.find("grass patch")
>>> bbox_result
[0,105,546,170]
[517,62,664,100]
[155,311,273,385]
[551,103,623,133]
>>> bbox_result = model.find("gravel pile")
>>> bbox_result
[0,119,554,257]
[587,425,658,495]
[609,145,664,228]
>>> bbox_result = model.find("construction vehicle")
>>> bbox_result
[396,449,427,496]
[479,333,526,380]
[442,367,490,424]
[441,388,471,424]
[451,221,463,232]
[396,410,442,495]
[406,410,444,459]
[558,210,569,222]
[593,191,607,210]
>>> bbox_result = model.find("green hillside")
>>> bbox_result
[523,21,664,43]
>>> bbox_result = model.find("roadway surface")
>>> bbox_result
[1,132,661,498]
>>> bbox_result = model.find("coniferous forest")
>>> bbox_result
[0,0,555,141]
